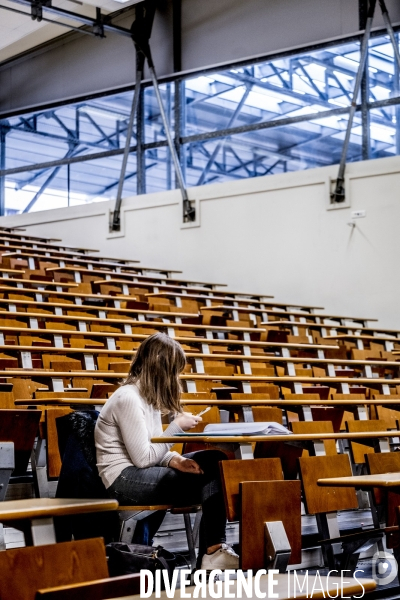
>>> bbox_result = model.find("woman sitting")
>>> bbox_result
[95,332,238,570]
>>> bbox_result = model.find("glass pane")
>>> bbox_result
[144,83,175,144]
[145,147,174,194]
[184,113,362,186]
[6,99,134,174]
[70,154,137,202]
[5,28,400,212]
[369,106,399,157]
[369,33,400,102]
[184,41,359,138]
[5,166,70,215]
[5,153,137,215]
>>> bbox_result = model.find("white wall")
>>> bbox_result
[1,154,400,329]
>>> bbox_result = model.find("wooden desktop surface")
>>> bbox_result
[318,472,400,488]
[5,368,400,384]
[152,430,400,444]
[15,398,400,407]
[0,498,118,521]
[200,305,379,321]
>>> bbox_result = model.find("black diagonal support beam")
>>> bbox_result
[332,0,400,203]
[111,0,195,232]
[331,0,377,203]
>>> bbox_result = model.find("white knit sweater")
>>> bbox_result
[94,384,183,488]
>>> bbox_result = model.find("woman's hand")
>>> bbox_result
[169,456,203,474]
[173,412,202,431]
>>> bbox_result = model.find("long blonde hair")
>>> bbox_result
[123,332,186,413]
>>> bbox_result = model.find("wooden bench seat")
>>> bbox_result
[0,313,263,337]
[330,333,400,354]
[262,319,400,345]
[47,267,227,294]
[147,291,323,311]
[0,364,398,398]
[0,250,181,277]
[201,304,377,325]
[1,337,398,380]
[0,296,197,319]
[0,277,78,288]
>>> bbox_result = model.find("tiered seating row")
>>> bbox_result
[0,227,396,596]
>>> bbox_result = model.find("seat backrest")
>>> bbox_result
[366,451,400,529]
[240,480,302,569]
[46,407,73,479]
[252,406,283,423]
[327,394,367,429]
[0,382,16,409]
[231,393,270,400]
[346,419,389,433]
[346,419,389,464]
[372,396,400,429]
[284,394,320,400]
[0,409,41,474]
[291,420,337,456]
[181,392,214,400]
[299,454,359,514]
[330,394,366,399]
[0,539,108,600]
[220,457,283,521]
[366,452,400,474]
[233,384,280,398]
[309,408,346,433]
[302,386,330,399]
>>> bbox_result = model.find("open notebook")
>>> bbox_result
[175,422,292,436]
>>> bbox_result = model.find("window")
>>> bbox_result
[0,31,399,214]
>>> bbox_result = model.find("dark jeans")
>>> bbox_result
[107,450,228,562]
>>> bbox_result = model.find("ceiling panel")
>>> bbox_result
[0,0,140,62]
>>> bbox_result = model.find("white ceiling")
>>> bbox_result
[0,0,141,63]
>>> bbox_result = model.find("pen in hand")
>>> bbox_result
[193,407,211,418]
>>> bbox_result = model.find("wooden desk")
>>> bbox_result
[330,334,400,352]
[2,251,142,269]
[51,271,228,295]
[16,398,400,411]
[152,431,400,460]
[0,278,78,288]
[153,431,400,444]
[147,292,322,309]
[261,319,400,339]
[318,472,400,488]
[1,249,184,275]
[201,304,378,323]
[0,297,197,319]
[4,366,399,387]
[0,312,261,335]
[317,472,400,531]
[51,269,228,290]
[0,498,118,546]
[127,573,376,600]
